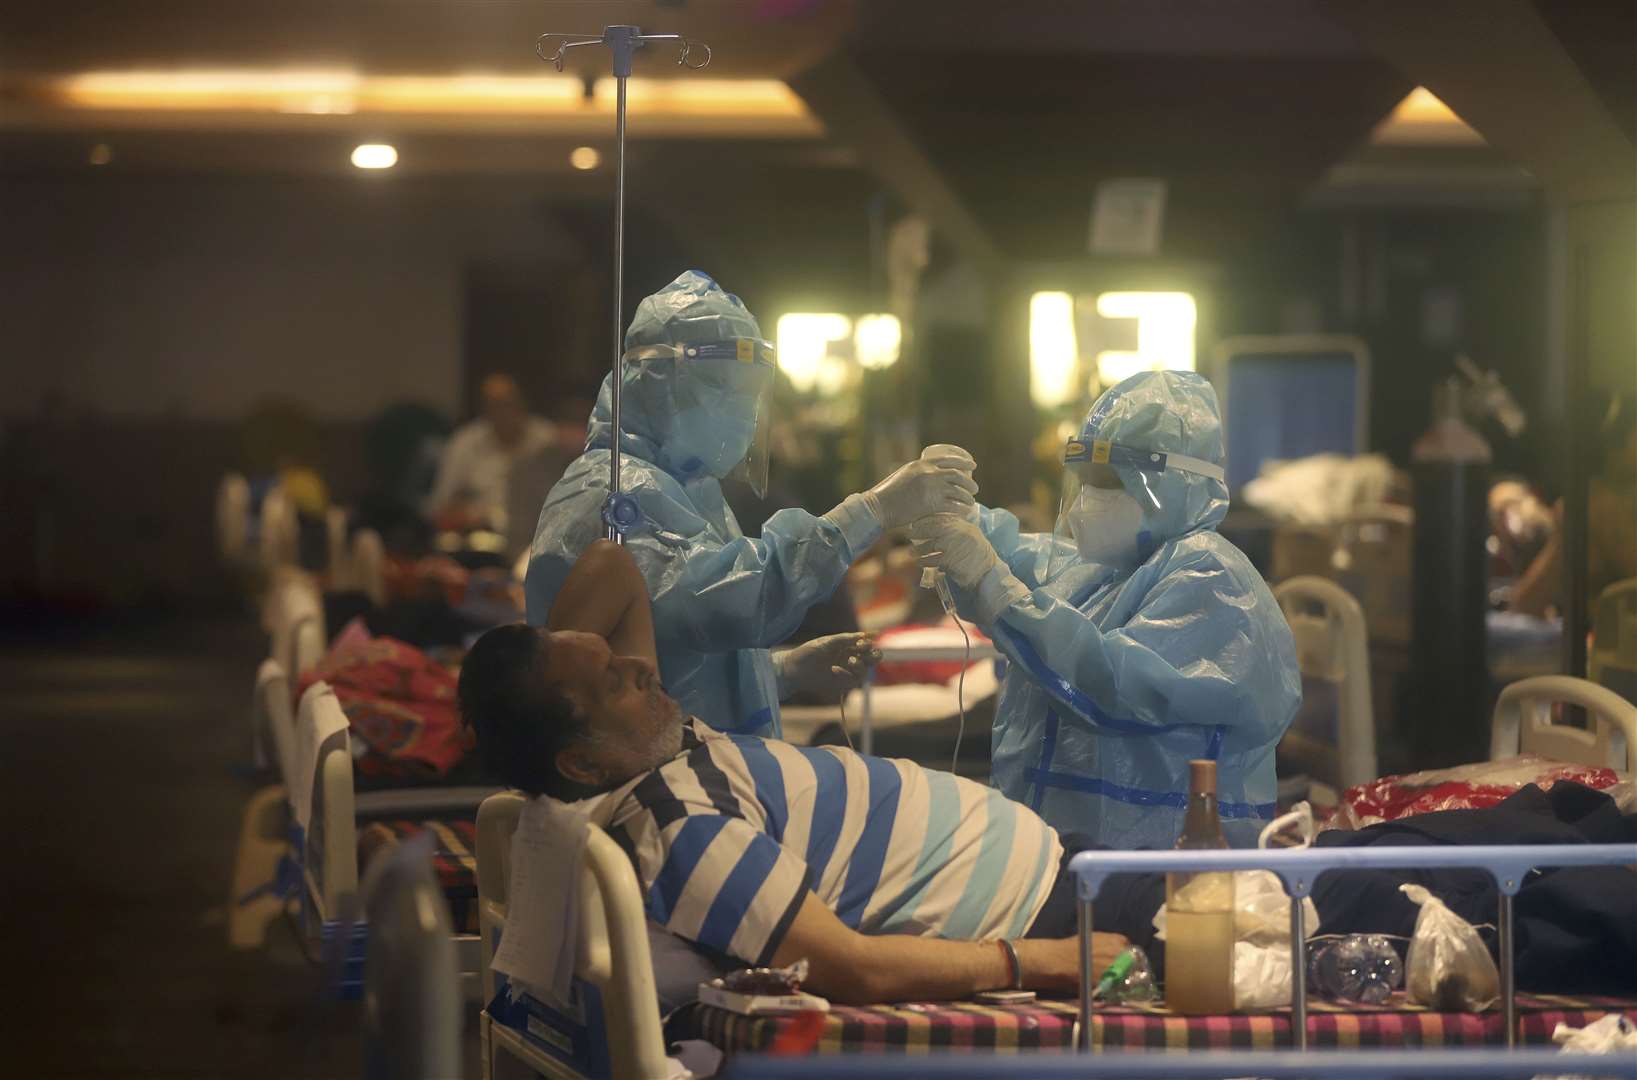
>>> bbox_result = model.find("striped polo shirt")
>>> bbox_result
[597,719,1063,966]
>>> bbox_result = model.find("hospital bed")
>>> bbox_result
[780,638,1004,779]
[475,791,678,1080]
[359,831,464,1080]
[1274,575,1377,804]
[1591,576,1637,704]
[466,673,1633,1074]
[239,680,491,1001]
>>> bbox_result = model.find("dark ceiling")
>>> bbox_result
[3,0,1628,283]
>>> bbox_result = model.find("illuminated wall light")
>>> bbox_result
[854,314,902,371]
[775,313,851,394]
[569,146,601,170]
[1029,292,1079,409]
[350,143,398,170]
[814,355,854,398]
[1093,291,1196,385]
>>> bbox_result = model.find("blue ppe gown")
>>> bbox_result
[963,371,1301,848]
[524,273,882,737]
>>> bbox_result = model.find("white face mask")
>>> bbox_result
[1068,487,1145,565]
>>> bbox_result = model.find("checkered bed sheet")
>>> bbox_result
[357,817,478,934]
[668,992,1637,1054]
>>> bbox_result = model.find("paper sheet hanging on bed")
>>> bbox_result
[491,796,591,1006]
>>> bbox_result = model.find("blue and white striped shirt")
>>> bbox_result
[598,719,1063,966]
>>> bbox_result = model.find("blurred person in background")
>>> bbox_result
[1511,389,1637,618]
[356,401,451,556]
[426,373,556,533]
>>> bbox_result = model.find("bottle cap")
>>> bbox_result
[1188,759,1217,794]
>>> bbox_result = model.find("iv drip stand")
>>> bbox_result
[535,26,711,542]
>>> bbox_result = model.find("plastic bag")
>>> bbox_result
[1400,884,1499,1011]
[1151,803,1320,1009]
[1536,1014,1637,1080]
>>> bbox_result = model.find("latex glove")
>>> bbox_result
[860,448,979,530]
[910,513,1031,623]
[774,632,883,702]
[921,444,981,522]
[921,443,975,473]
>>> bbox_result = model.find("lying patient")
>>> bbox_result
[459,539,1130,1004]
[461,539,1637,1006]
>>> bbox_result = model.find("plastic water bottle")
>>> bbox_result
[1308,935,1404,1004]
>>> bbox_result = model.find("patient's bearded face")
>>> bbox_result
[543,631,685,784]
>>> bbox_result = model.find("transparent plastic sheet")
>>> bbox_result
[1048,437,1226,579]
[620,342,775,497]
[1400,883,1500,1011]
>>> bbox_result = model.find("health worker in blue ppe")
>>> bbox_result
[526,270,978,738]
[911,371,1300,849]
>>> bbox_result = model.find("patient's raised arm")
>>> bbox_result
[546,538,659,668]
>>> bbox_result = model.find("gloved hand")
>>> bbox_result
[860,446,979,530]
[909,513,1001,590]
[921,443,982,522]
[773,632,883,702]
[910,513,1031,623]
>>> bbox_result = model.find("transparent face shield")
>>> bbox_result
[623,338,776,496]
[1049,437,1225,576]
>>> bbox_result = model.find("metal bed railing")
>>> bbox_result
[724,1047,1637,1078]
[1067,843,1637,1051]
[855,642,1002,754]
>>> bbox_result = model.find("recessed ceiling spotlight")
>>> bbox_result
[569,145,601,170]
[350,142,397,169]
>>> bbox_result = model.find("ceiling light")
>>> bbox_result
[350,143,397,170]
[569,146,601,170]
[1372,86,1484,146]
[44,69,818,134]
[87,143,113,166]
[57,68,358,113]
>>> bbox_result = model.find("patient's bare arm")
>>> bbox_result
[546,538,659,668]
[770,892,1126,1004]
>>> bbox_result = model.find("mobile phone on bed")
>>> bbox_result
[975,989,1036,1005]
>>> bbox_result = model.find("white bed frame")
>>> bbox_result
[291,681,492,999]
[476,792,675,1080]
[1490,674,1636,772]
[1274,575,1377,793]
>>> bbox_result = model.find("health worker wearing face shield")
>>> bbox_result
[526,271,977,738]
[911,371,1300,849]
